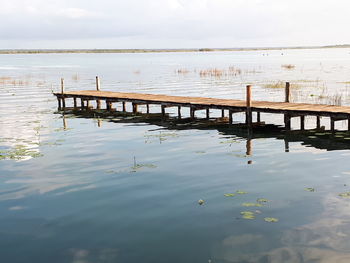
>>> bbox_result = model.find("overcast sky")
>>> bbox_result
[0,0,349,49]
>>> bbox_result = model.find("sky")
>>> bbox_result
[0,0,349,49]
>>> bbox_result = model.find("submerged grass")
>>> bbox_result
[0,145,43,160]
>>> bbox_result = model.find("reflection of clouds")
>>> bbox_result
[213,194,350,262]
[70,248,119,263]
[1,177,95,201]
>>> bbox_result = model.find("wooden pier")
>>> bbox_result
[54,77,350,132]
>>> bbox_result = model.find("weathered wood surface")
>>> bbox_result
[54,90,350,117]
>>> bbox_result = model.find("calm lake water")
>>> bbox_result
[1,48,350,262]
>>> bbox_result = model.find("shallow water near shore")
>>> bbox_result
[1,49,350,262]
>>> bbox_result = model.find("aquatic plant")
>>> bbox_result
[0,145,43,160]
[304,187,315,192]
[236,190,248,194]
[224,193,236,197]
[264,217,279,222]
[241,211,255,220]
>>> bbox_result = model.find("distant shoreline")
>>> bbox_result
[1,45,349,54]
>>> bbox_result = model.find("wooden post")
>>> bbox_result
[285,82,290,103]
[81,98,85,108]
[221,109,225,118]
[284,139,289,152]
[300,116,305,130]
[246,138,252,156]
[146,104,150,114]
[206,108,210,119]
[246,85,252,126]
[348,118,350,131]
[257,112,261,123]
[132,103,138,113]
[57,98,62,109]
[316,116,321,129]
[122,102,126,112]
[96,76,101,109]
[73,97,77,108]
[60,78,66,108]
[331,117,335,132]
[63,115,67,130]
[178,106,181,119]
[96,76,100,91]
[161,105,166,117]
[61,78,64,94]
[284,114,291,130]
[229,110,233,124]
[190,107,195,119]
[86,100,91,108]
[106,100,111,111]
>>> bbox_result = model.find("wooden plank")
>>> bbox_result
[53,90,350,116]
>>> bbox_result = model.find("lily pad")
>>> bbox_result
[224,193,236,197]
[264,217,279,223]
[236,190,248,195]
[242,202,263,207]
[257,198,269,203]
[304,187,315,192]
[241,211,255,220]
[339,192,350,198]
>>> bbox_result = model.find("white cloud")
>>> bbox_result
[0,0,349,48]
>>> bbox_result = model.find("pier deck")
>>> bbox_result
[53,84,350,131]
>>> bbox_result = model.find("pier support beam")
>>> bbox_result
[57,98,62,109]
[300,116,305,130]
[96,76,101,109]
[161,105,166,117]
[146,104,150,114]
[245,85,252,126]
[348,118,350,131]
[316,116,321,129]
[229,110,233,124]
[221,109,225,118]
[73,98,77,108]
[61,78,65,109]
[132,103,138,113]
[257,112,261,123]
[122,102,126,112]
[190,107,195,119]
[178,106,181,119]
[81,98,85,108]
[331,117,335,132]
[206,108,210,119]
[284,114,291,130]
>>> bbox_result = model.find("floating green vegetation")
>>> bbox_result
[305,187,315,192]
[131,163,157,172]
[339,192,350,198]
[224,193,236,197]
[242,202,263,207]
[264,217,279,223]
[257,198,269,203]
[236,190,248,195]
[241,211,255,220]
[0,145,43,160]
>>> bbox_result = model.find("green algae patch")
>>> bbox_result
[241,211,255,220]
[304,187,315,192]
[257,198,269,203]
[236,190,248,195]
[224,193,236,197]
[264,217,279,223]
[0,145,43,161]
[339,192,350,198]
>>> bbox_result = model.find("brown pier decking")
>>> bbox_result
[53,80,350,131]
